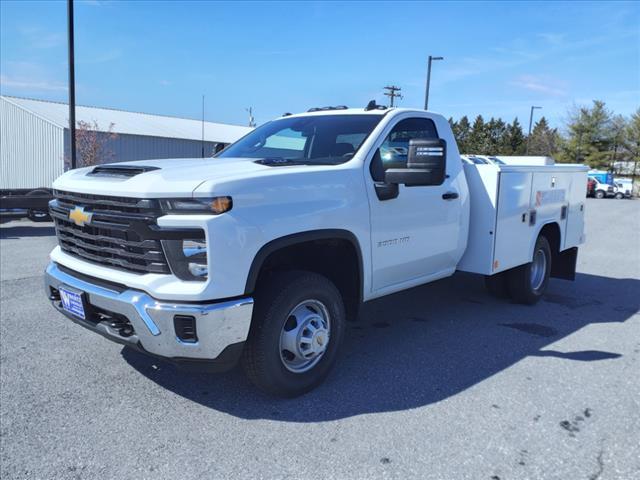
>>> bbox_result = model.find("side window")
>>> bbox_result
[370,117,438,181]
[381,118,438,169]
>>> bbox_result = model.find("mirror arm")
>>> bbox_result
[374,182,399,201]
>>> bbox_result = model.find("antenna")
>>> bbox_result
[201,95,205,158]
[246,107,256,127]
[383,85,403,107]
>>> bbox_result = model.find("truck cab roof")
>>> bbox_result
[284,107,439,119]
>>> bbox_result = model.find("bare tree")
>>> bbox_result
[74,120,118,167]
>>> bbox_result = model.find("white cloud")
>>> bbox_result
[78,49,122,64]
[0,74,67,92]
[511,75,568,97]
[0,62,68,93]
[537,33,567,46]
[18,26,65,49]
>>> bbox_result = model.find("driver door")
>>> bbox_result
[367,116,462,293]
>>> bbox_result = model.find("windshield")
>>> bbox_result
[218,114,383,165]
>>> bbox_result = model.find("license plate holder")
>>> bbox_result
[58,286,87,320]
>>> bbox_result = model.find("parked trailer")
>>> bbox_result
[0,189,53,221]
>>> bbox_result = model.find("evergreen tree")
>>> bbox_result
[527,117,561,156]
[622,108,640,179]
[502,118,526,155]
[559,100,614,167]
[487,117,507,154]
[467,115,489,154]
[608,114,628,170]
[454,116,471,153]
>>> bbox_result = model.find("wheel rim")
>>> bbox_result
[530,248,547,291]
[279,299,331,373]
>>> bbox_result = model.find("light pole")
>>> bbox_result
[67,0,76,169]
[424,55,444,110]
[526,105,542,154]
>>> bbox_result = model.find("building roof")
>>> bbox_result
[1,95,253,144]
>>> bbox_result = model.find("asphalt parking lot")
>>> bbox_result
[1,198,638,480]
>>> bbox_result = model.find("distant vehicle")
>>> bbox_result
[0,189,52,221]
[614,179,633,199]
[587,176,617,199]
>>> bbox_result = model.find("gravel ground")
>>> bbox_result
[1,198,639,480]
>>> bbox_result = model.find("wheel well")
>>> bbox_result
[540,222,561,256]
[539,222,577,279]
[248,235,362,321]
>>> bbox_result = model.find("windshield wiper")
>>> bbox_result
[255,158,340,167]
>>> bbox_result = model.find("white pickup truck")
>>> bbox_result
[45,104,588,396]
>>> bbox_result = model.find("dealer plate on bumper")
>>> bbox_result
[59,286,86,320]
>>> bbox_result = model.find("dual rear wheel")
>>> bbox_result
[484,235,552,305]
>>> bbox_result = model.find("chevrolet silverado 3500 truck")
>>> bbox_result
[45,105,588,397]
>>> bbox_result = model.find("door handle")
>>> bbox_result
[442,191,459,200]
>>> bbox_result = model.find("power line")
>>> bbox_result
[383,85,403,107]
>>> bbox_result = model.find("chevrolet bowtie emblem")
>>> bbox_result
[68,206,93,227]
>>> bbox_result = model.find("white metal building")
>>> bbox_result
[0,96,253,189]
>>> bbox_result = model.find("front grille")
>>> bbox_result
[50,190,170,274]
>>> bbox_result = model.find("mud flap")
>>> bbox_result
[551,247,578,281]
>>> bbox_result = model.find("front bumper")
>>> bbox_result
[44,262,254,370]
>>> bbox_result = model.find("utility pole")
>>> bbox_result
[383,85,403,107]
[201,95,205,158]
[424,55,444,110]
[246,107,256,127]
[526,105,542,155]
[67,0,77,169]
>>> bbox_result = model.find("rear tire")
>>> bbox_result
[507,236,552,305]
[484,272,510,298]
[241,270,346,397]
[26,189,51,222]
[595,190,605,199]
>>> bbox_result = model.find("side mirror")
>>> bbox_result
[385,138,446,186]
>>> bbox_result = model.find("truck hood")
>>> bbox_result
[52,157,277,197]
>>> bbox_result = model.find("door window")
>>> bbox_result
[371,117,439,181]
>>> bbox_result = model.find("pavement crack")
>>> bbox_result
[588,448,605,480]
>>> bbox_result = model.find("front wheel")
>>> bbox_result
[242,271,345,397]
[615,192,624,199]
[507,236,552,305]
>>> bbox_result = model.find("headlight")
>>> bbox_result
[162,236,208,281]
[159,196,232,214]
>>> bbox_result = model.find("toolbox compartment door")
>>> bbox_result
[492,171,534,273]
[563,171,587,249]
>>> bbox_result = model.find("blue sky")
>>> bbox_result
[1,1,638,130]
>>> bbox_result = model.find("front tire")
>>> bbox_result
[507,236,552,305]
[242,271,346,397]
[615,192,624,199]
